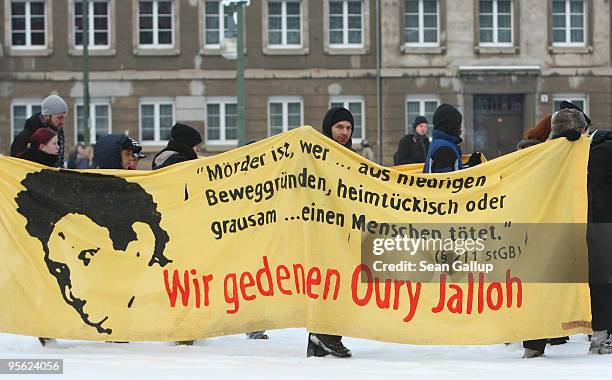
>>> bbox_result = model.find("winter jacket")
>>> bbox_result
[394,134,430,165]
[18,147,59,167]
[423,129,463,173]
[11,113,65,167]
[93,134,129,169]
[152,139,198,170]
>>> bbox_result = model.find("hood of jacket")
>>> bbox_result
[93,134,128,169]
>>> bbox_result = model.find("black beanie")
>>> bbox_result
[412,115,428,130]
[433,103,462,137]
[171,123,202,147]
[560,100,591,126]
[322,107,354,148]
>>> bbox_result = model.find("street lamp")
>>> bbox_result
[221,0,249,146]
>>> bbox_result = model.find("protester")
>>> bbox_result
[152,123,202,170]
[67,143,93,169]
[93,134,145,170]
[394,115,430,165]
[522,107,612,358]
[17,127,59,167]
[307,107,354,358]
[423,104,481,173]
[11,95,67,168]
[360,139,375,161]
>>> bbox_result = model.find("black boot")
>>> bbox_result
[175,340,194,346]
[38,337,54,347]
[548,336,569,345]
[309,333,351,358]
[307,333,329,357]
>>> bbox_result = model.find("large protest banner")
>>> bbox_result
[0,126,592,344]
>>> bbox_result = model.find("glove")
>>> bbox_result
[557,129,581,141]
[467,152,482,167]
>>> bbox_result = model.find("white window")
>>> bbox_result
[268,97,303,136]
[206,97,238,145]
[479,0,512,46]
[329,0,363,47]
[405,97,439,137]
[10,0,46,48]
[74,102,111,144]
[74,0,110,48]
[139,99,174,143]
[11,100,42,140]
[203,0,233,48]
[329,96,365,143]
[404,0,438,46]
[552,94,588,114]
[268,0,301,47]
[138,0,173,47]
[552,0,586,46]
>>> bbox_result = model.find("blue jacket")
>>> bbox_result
[423,129,462,173]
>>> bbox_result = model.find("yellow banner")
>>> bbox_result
[0,127,592,344]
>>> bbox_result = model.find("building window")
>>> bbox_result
[406,97,439,137]
[479,0,512,45]
[75,102,111,144]
[330,96,365,142]
[10,0,46,48]
[404,0,438,46]
[552,0,585,45]
[268,0,301,47]
[11,101,42,140]
[203,0,233,48]
[140,100,174,143]
[74,0,109,48]
[206,98,238,145]
[138,0,173,47]
[268,97,303,136]
[329,0,363,47]
[552,95,588,114]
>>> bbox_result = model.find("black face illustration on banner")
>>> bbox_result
[15,169,172,335]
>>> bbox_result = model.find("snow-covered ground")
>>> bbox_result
[1,329,610,379]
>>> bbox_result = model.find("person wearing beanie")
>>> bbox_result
[152,123,203,170]
[423,104,464,173]
[393,115,430,165]
[93,134,145,170]
[11,94,67,168]
[321,107,354,149]
[18,127,59,167]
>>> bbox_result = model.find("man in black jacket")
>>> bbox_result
[11,95,67,168]
[394,115,430,165]
[152,123,202,170]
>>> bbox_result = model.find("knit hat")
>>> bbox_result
[30,128,57,149]
[41,95,68,116]
[559,100,591,127]
[171,123,203,148]
[413,115,428,130]
[433,103,462,137]
[322,107,354,148]
[121,137,146,159]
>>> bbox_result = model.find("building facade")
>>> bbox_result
[1,0,610,165]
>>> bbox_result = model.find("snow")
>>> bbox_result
[1,329,610,379]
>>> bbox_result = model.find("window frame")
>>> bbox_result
[551,0,587,47]
[264,0,304,50]
[138,98,175,145]
[73,100,112,144]
[68,0,116,55]
[132,0,180,55]
[404,0,440,47]
[323,0,370,54]
[205,97,239,146]
[267,96,304,136]
[478,0,514,47]
[11,99,43,141]
[329,96,366,144]
[405,96,440,136]
[6,0,53,56]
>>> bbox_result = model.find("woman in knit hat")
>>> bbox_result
[152,123,203,170]
[393,115,430,165]
[18,128,60,167]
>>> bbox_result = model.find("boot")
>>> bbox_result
[309,333,351,358]
[589,330,612,354]
[522,348,544,358]
[38,337,55,347]
[246,331,269,340]
[175,340,194,346]
[307,333,329,357]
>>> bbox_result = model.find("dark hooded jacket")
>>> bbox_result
[152,140,198,170]
[11,113,65,167]
[424,104,463,173]
[18,147,59,167]
[394,134,430,165]
[321,107,353,149]
[93,134,133,169]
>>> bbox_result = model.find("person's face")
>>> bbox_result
[46,214,157,335]
[44,113,66,129]
[121,150,138,170]
[331,121,352,146]
[415,123,428,136]
[77,145,85,155]
[39,135,59,155]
